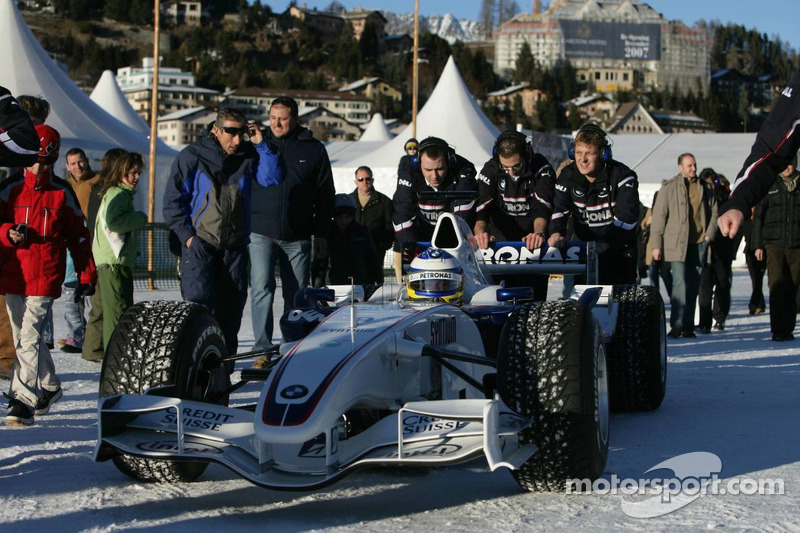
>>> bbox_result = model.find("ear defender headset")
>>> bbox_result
[492,130,534,164]
[568,123,613,162]
[411,136,457,172]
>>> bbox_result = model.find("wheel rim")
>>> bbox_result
[596,343,610,448]
[189,343,227,402]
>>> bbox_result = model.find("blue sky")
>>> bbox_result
[267,0,800,51]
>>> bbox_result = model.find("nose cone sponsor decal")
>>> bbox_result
[281,384,309,399]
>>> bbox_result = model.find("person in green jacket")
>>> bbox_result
[92,152,147,350]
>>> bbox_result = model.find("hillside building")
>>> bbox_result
[493,0,710,94]
[161,1,207,26]
[486,82,547,116]
[287,5,387,52]
[116,58,219,123]
[225,88,372,125]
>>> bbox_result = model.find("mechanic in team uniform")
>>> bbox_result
[392,137,478,271]
[474,130,555,299]
[719,71,800,238]
[548,124,640,285]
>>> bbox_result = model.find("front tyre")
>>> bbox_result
[99,300,231,483]
[497,300,609,492]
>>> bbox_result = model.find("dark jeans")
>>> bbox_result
[181,238,248,354]
[648,260,673,298]
[698,258,732,328]
[669,241,708,334]
[745,249,767,313]
[765,244,800,336]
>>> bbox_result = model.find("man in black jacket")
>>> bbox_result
[164,107,282,354]
[392,137,478,271]
[349,166,392,284]
[249,97,335,350]
[753,156,800,341]
[474,130,555,299]
[719,71,800,238]
[698,169,734,333]
[548,124,640,284]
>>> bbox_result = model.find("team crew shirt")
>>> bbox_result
[549,159,640,248]
[476,153,555,240]
[392,153,478,246]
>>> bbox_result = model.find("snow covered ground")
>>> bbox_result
[1,271,798,532]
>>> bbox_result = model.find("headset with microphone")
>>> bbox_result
[492,130,536,171]
[568,123,613,162]
[411,136,457,172]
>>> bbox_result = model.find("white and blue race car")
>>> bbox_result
[95,211,666,493]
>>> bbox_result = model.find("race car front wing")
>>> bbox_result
[94,394,535,490]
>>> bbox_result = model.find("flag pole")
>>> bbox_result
[412,0,419,138]
[147,0,161,290]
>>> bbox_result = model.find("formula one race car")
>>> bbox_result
[95,211,666,493]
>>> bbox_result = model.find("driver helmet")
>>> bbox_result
[406,248,463,303]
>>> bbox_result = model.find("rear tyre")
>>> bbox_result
[605,285,667,412]
[497,300,609,492]
[99,300,230,483]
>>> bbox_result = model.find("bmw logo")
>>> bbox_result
[280,384,309,399]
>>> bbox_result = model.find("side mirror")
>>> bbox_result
[294,287,336,307]
[496,286,534,302]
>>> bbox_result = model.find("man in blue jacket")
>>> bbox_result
[249,97,335,351]
[163,107,282,355]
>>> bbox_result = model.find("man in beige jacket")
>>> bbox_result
[650,153,718,339]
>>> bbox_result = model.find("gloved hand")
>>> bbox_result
[73,283,95,303]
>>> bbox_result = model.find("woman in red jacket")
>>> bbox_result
[0,125,97,426]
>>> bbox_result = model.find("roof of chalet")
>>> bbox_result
[231,87,371,103]
[487,82,531,97]
[339,77,381,92]
[157,106,211,121]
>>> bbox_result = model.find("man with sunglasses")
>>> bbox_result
[163,107,282,356]
[474,130,556,299]
[249,96,335,351]
[349,166,393,284]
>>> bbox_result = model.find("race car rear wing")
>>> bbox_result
[403,240,599,285]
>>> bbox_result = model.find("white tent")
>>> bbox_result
[330,56,505,196]
[0,0,177,219]
[359,113,393,142]
[90,70,152,136]
[342,56,499,170]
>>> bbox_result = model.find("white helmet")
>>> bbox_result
[406,248,463,303]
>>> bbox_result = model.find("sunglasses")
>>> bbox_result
[500,162,523,174]
[220,126,247,136]
[356,177,373,182]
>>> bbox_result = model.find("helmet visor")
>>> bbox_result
[408,271,462,297]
